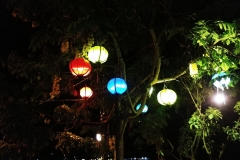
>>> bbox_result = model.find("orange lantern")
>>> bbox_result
[69,58,91,76]
[80,87,93,98]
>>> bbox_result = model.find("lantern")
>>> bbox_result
[157,89,177,105]
[88,46,108,63]
[107,78,127,94]
[135,104,148,113]
[189,63,198,77]
[80,87,93,98]
[69,58,91,76]
[212,72,230,90]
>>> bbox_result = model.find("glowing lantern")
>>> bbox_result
[189,63,198,77]
[212,72,230,90]
[69,58,91,76]
[157,89,177,105]
[107,78,127,94]
[88,46,108,63]
[135,104,148,113]
[80,87,93,98]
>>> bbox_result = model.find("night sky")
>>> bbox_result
[1,1,240,160]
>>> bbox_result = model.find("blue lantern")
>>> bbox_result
[107,78,127,94]
[135,104,148,113]
[212,72,230,90]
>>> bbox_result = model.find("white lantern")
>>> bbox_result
[80,87,93,98]
[88,46,108,63]
[157,89,177,105]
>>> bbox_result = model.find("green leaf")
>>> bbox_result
[233,48,240,55]
[208,114,213,120]
[196,60,202,67]
[221,63,229,71]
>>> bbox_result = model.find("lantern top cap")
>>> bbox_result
[212,72,227,79]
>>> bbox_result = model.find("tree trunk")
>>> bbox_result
[115,118,128,160]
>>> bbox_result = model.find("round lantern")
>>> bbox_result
[157,89,177,105]
[107,78,127,94]
[88,46,108,63]
[135,104,148,113]
[69,58,91,76]
[80,87,93,98]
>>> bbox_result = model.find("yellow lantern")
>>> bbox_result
[157,89,177,105]
[189,63,198,77]
[88,46,108,63]
[80,87,93,98]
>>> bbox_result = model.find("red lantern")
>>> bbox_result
[69,58,91,76]
[80,87,93,98]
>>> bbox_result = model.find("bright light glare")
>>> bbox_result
[214,93,225,104]
[96,133,102,141]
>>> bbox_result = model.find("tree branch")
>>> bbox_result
[109,32,134,110]
[149,29,161,85]
[152,69,187,85]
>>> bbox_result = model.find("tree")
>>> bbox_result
[1,0,240,159]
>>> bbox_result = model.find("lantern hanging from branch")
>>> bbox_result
[88,46,108,63]
[135,104,148,113]
[69,58,91,76]
[80,86,93,98]
[107,78,127,94]
[212,72,230,90]
[189,63,198,77]
[157,89,177,105]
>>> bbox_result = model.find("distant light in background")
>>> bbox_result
[96,133,102,141]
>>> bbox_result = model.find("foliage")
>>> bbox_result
[191,20,240,81]
[223,102,240,141]
[1,0,240,159]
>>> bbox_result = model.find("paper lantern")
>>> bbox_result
[157,89,177,105]
[189,63,198,77]
[88,46,108,63]
[80,87,93,98]
[212,72,230,90]
[135,104,148,113]
[107,78,127,94]
[69,58,91,76]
